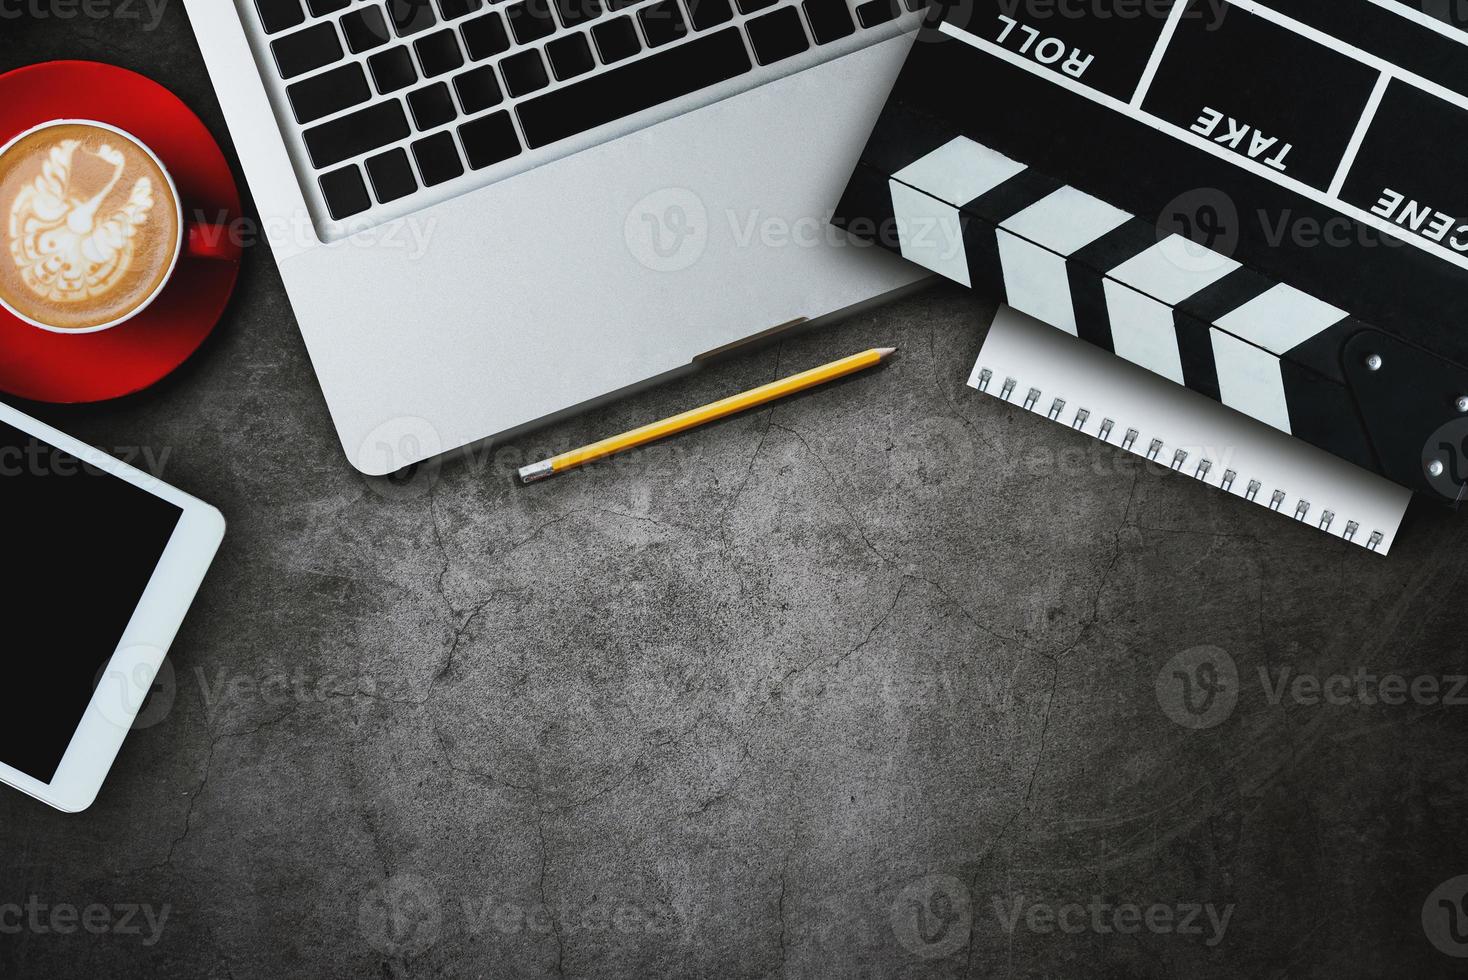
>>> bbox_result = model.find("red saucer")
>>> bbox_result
[0,61,243,403]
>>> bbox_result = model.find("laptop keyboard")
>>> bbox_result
[248,0,921,227]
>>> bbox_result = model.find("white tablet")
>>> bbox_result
[0,401,224,812]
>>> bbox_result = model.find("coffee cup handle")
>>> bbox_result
[184,220,241,262]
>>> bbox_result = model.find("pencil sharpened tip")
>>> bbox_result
[518,460,554,483]
[876,346,897,358]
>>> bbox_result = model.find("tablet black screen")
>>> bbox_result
[0,420,181,784]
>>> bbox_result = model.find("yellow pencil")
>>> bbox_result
[518,346,897,483]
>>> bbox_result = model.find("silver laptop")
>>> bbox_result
[183,0,926,473]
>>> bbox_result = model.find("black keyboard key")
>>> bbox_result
[902,0,922,11]
[368,46,418,92]
[460,10,511,58]
[319,165,372,218]
[415,27,465,75]
[686,0,732,30]
[453,64,503,111]
[505,0,557,42]
[287,62,371,124]
[411,131,464,185]
[745,7,807,63]
[342,5,393,51]
[458,111,521,168]
[854,0,897,26]
[500,48,549,95]
[256,0,305,32]
[605,0,637,10]
[437,0,483,17]
[365,148,418,202]
[303,99,411,167]
[801,0,852,43]
[591,15,640,62]
[307,0,351,15]
[271,22,344,78]
[553,0,600,26]
[735,0,775,14]
[638,0,686,46]
[388,0,437,35]
[518,26,749,148]
[546,33,595,79]
[408,81,458,128]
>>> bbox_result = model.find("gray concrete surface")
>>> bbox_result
[6,9,1468,979]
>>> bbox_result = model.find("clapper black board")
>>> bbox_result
[832,0,1468,503]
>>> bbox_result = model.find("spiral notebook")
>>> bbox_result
[975,307,1412,552]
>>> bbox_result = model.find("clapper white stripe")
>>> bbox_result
[891,137,1026,208]
[1106,235,1240,305]
[882,137,1356,438]
[997,231,1078,334]
[1000,185,1131,255]
[888,181,971,286]
[1213,283,1350,356]
[996,186,1131,335]
[1211,329,1293,433]
[1104,280,1187,385]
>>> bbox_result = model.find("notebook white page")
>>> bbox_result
[970,307,1412,554]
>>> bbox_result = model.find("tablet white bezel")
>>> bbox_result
[0,401,225,813]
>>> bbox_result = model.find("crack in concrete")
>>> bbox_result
[768,421,895,567]
[125,710,294,877]
[777,579,908,688]
[437,593,500,683]
[1036,468,1140,663]
[718,342,785,549]
[537,820,567,979]
[544,715,707,815]
[774,842,793,977]
[1023,664,1060,805]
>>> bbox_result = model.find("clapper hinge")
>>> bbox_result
[1343,330,1468,505]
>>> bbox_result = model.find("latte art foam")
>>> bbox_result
[0,123,179,330]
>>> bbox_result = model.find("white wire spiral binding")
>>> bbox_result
[973,367,1385,552]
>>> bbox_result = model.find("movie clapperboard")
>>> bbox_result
[833,0,1468,552]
